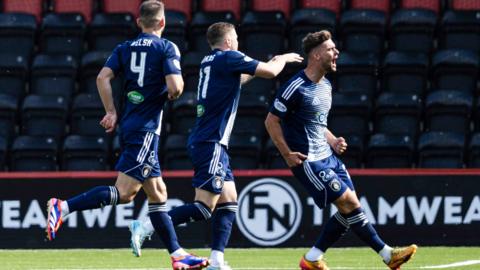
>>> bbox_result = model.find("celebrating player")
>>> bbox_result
[45,1,208,269]
[128,22,303,270]
[264,30,417,270]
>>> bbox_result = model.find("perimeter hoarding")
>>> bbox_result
[0,170,479,249]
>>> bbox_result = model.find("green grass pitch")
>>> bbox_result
[1,247,479,270]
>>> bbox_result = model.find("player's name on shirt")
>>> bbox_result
[130,38,153,47]
[201,54,216,64]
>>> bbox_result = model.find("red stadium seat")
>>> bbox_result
[350,0,390,14]
[3,0,43,23]
[299,0,342,16]
[452,0,480,10]
[202,0,242,20]
[401,0,440,14]
[163,0,192,21]
[102,0,142,17]
[52,0,93,23]
[251,0,291,18]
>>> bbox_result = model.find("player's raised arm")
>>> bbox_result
[97,66,117,133]
[254,53,304,79]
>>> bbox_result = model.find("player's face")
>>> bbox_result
[226,29,239,51]
[318,39,339,73]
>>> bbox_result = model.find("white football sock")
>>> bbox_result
[379,245,393,264]
[305,246,324,261]
[210,250,224,266]
[171,248,188,257]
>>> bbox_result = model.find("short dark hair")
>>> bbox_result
[302,30,332,55]
[139,0,164,28]
[206,22,235,47]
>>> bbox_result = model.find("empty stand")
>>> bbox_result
[0,94,18,143]
[251,0,291,18]
[425,90,472,134]
[328,92,371,139]
[163,11,188,52]
[163,134,190,170]
[101,0,142,17]
[432,49,479,93]
[382,51,429,94]
[418,131,465,168]
[61,135,109,171]
[88,13,138,51]
[290,8,336,55]
[228,133,262,169]
[51,0,93,23]
[440,10,480,52]
[201,0,242,20]
[162,0,193,21]
[30,54,77,102]
[189,11,236,53]
[340,9,386,54]
[40,13,86,59]
[0,53,29,100]
[339,134,364,168]
[70,93,105,137]
[242,77,276,97]
[10,135,58,171]
[182,52,204,92]
[366,133,415,168]
[335,52,378,96]
[0,136,6,170]
[241,11,287,57]
[390,9,437,53]
[3,0,44,23]
[21,95,68,139]
[265,139,285,169]
[374,92,422,137]
[468,133,480,167]
[170,91,197,135]
[0,13,36,60]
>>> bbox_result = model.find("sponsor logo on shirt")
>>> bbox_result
[197,104,205,117]
[127,91,144,104]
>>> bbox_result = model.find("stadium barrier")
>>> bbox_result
[0,169,479,249]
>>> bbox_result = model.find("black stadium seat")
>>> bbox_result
[425,90,472,135]
[340,9,386,55]
[241,11,287,57]
[0,53,28,100]
[440,10,480,53]
[170,91,197,135]
[229,133,262,169]
[88,13,138,51]
[189,11,236,54]
[418,131,465,168]
[70,93,105,137]
[468,133,480,168]
[328,92,371,139]
[432,49,479,94]
[390,9,437,53]
[163,11,188,52]
[21,95,68,140]
[0,94,18,143]
[382,51,429,95]
[0,13,36,60]
[163,134,190,170]
[366,133,415,168]
[335,52,378,96]
[40,13,86,59]
[10,135,58,171]
[61,135,109,171]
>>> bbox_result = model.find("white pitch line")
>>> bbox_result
[420,260,480,269]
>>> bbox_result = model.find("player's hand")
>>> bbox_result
[168,92,180,100]
[283,152,308,167]
[281,53,304,64]
[99,112,117,133]
[332,137,347,155]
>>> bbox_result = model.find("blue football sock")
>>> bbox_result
[211,202,237,252]
[343,208,385,252]
[168,200,212,226]
[67,186,119,212]
[315,212,350,252]
[149,202,181,253]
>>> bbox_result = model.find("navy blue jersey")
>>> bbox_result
[270,70,333,161]
[188,49,259,147]
[105,32,181,134]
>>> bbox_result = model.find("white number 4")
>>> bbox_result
[130,52,146,87]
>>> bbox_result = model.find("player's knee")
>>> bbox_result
[118,190,137,203]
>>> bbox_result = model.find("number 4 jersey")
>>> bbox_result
[105,33,181,135]
[188,49,259,147]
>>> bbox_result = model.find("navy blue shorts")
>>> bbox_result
[115,131,161,182]
[188,142,234,194]
[291,154,354,209]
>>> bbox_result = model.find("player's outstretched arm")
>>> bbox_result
[325,128,347,155]
[165,74,184,100]
[265,112,307,167]
[255,53,304,79]
[97,67,117,133]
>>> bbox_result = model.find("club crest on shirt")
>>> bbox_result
[141,164,152,178]
[212,175,225,190]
